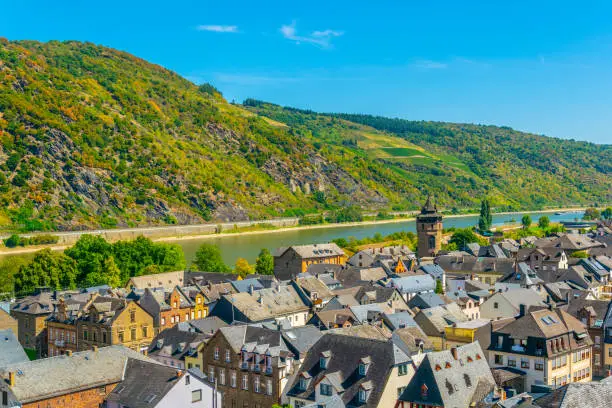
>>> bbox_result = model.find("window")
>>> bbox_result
[521,359,530,369]
[161,317,166,326]
[359,363,367,376]
[191,390,202,403]
[131,328,137,341]
[231,371,237,388]
[214,347,220,360]
[397,386,406,398]
[508,358,516,367]
[299,377,307,390]
[535,360,544,371]
[320,383,332,396]
[494,355,503,365]
[254,376,260,393]
[358,388,367,403]
[170,316,175,324]
[225,349,231,362]
[320,357,328,369]
[102,331,107,344]
[266,379,273,395]
[242,374,249,390]
[118,331,124,343]
[142,326,148,338]
[220,369,226,385]
[398,364,408,376]
[494,302,499,309]
[83,330,88,341]
[209,367,215,383]
[3,390,8,405]
[185,375,190,385]
[130,310,136,323]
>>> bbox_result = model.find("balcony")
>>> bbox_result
[241,362,249,370]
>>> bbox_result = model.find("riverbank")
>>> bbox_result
[0,207,588,257]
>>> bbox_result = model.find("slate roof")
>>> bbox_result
[534,380,612,408]
[398,342,495,407]
[231,278,265,293]
[277,243,345,259]
[217,325,290,357]
[563,296,610,323]
[386,274,436,294]
[199,281,236,303]
[495,308,591,351]
[536,233,606,251]
[436,255,515,275]
[148,323,209,361]
[336,266,387,288]
[105,358,182,408]
[302,395,346,408]
[127,270,186,290]
[186,271,241,285]
[392,325,434,355]
[408,292,446,310]
[11,292,55,315]
[500,262,543,287]
[294,276,335,300]
[286,334,401,407]
[414,303,469,336]
[0,329,29,368]
[281,325,325,359]
[328,324,391,340]
[0,346,152,404]
[419,264,446,280]
[382,311,417,331]
[222,285,309,322]
[492,288,546,311]
[349,304,385,324]
[188,316,229,335]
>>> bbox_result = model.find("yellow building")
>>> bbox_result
[76,296,155,354]
[489,307,593,392]
[444,319,490,349]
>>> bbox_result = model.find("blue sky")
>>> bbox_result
[2,1,612,144]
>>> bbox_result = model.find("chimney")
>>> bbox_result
[249,284,254,295]
[8,371,15,387]
[519,304,526,318]
[450,347,458,360]
[66,350,73,357]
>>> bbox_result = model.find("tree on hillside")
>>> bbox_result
[193,243,231,273]
[603,207,612,220]
[521,215,532,229]
[478,199,492,232]
[538,216,550,229]
[255,248,274,275]
[583,207,601,220]
[235,258,254,278]
[14,249,77,295]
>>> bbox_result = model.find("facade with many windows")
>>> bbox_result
[489,306,593,392]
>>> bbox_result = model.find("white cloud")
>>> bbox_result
[280,22,343,48]
[196,25,239,33]
[412,59,448,70]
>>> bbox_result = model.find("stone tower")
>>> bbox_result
[416,195,443,258]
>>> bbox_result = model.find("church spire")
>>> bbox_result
[421,194,437,214]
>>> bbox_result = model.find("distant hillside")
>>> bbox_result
[0,39,609,232]
[245,100,611,210]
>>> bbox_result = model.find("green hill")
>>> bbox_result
[0,39,609,232]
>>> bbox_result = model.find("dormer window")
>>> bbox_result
[320,351,331,369]
[421,383,428,399]
[358,388,368,403]
[358,357,371,376]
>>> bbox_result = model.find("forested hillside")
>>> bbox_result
[0,39,609,232]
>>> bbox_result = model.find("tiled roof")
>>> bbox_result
[222,285,309,322]
[398,342,495,407]
[0,346,153,403]
[127,271,186,290]
[534,380,612,408]
[0,330,29,368]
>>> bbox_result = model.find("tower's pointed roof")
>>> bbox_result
[421,195,438,214]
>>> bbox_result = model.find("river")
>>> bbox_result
[171,210,585,265]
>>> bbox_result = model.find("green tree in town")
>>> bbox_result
[193,243,231,273]
[602,207,612,220]
[538,216,550,229]
[234,258,254,278]
[14,249,78,295]
[521,215,532,229]
[435,279,444,294]
[478,199,492,232]
[255,248,274,275]
[449,228,488,249]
